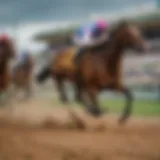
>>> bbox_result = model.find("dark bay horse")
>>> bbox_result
[76,22,148,123]
[0,35,16,104]
[12,52,34,99]
[37,22,148,124]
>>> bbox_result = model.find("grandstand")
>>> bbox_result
[34,9,160,45]
[34,7,160,101]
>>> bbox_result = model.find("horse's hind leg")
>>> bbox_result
[74,83,83,104]
[55,77,69,103]
[0,92,6,107]
[119,87,133,124]
[25,83,32,99]
[0,88,13,107]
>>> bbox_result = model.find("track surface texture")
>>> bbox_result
[0,99,160,160]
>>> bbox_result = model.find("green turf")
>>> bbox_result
[50,97,160,117]
[100,99,160,116]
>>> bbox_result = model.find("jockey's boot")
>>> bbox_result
[74,47,87,99]
[74,47,86,65]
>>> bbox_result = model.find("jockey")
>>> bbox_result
[73,19,109,63]
[18,49,30,66]
[0,33,11,46]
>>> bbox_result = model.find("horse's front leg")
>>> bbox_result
[0,87,13,107]
[9,84,17,101]
[25,82,32,99]
[85,87,103,117]
[55,77,69,103]
[74,82,83,104]
[118,86,133,124]
[0,91,6,107]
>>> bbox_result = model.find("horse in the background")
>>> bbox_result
[12,51,34,100]
[0,34,16,105]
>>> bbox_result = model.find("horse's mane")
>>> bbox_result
[109,20,133,39]
[86,20,136,55]
[90,21,136,56]
[108,20,137,47]
[92,21,130,51]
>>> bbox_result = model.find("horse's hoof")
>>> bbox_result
[61,98,70,104]
[74,94,82,100]
[0,102,8,108]
[0,104,5,108]
[75,97,83,104]
[87,106,103,117]
[104,107,109,114]
[118,115,129,124]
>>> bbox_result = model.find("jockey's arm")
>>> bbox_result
[73,36,86,47]
[91,33,109,46]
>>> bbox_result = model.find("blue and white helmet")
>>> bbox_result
[19,49,30,62]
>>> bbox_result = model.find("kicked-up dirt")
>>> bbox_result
[0,99,160,160]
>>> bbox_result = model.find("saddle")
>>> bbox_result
[74,40,108,65]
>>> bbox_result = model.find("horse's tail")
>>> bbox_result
[36,65,51,83]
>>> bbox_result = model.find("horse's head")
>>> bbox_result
[0,36,16,63]
[113,21,148,53]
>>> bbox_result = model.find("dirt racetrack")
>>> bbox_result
[0,99,160,160]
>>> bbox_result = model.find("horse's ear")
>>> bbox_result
[109,22,119,37]
[119,20,131,28]
[109,20,133,38]
[108,27,116,39]
[122,20,138,27]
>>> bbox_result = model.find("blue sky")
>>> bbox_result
[0,0,157,26]
[0,0,157,53]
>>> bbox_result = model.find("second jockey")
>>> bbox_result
[18,49,30,66]
[73,19,109,64]
[0,33,12,47]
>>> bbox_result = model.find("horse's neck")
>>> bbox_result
[0,61,8,74]
[90,40,108,52]
[104,38,126,76]
[103,37,124,59]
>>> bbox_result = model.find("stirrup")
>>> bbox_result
[75,49,85,65]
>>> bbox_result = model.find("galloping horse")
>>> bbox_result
[37,22,148,124]
[76,21,148,123]
[0,34,16,105]
[12,52,34,99]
